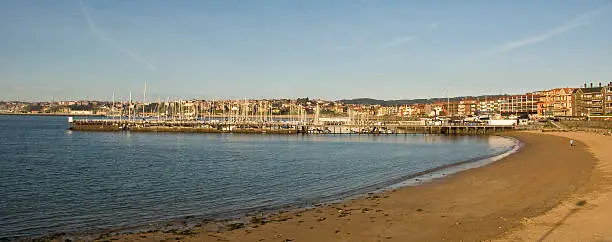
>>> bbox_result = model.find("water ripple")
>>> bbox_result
[0,116,516,239]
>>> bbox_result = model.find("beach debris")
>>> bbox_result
[361,208,370,213]
[273,216,290,222]
[520,217,535,225]
[225,222,245,231]
[576,200,587,206]
[337,209,350,217]
[250,216,268,225]
[317,217,327,222]
[416,208,423,212]
[335,230,340,233]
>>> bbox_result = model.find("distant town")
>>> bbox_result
[1,81,611,119]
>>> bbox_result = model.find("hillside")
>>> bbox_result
[338,95,509,106]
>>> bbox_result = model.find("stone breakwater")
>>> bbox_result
[69,119,516,135]
[69,120,298,134]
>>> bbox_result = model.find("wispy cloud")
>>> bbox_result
[332,45,351,51]
[425,22,438,31]
[382,35,419,48]
[79,0,110,42]
[488,5,611,55]
[79,0,157,72]
[119,49,157,72]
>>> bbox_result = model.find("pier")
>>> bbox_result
[69,119,515,135]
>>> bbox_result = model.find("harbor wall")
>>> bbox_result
[70,122,513,135]
[561,120,612,129]
[70,124,298,134]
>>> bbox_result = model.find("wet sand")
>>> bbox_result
[102,132,598,242]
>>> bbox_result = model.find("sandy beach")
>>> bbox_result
[497,132,612,241]
[99,131,606,242]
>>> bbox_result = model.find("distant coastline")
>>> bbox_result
[0,112,105,117]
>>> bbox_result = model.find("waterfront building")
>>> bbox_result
[398,105,420,117]
[573,82,612,116]
[606,83,612,115]
[500,94,540,115]
[376,106,399,117]
[442,101,460,117]
[538,88,575,117]
[477,98,500,115]
[428,102,444,117]
[457,99,477,117]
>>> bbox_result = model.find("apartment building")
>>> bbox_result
[538,88,575,117]
[499,94,540,115]
[573,82,612,116]
[606,84,612,115]
[477,98,500,115]
[442,101,460,117]
[457,99,477,117]
[398,105,420,116]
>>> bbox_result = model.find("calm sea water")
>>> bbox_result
[0,115,516,239]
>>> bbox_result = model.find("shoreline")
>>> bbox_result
[103,131,597,241]
[21,135,520,241]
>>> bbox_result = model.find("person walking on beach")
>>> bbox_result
[570,139,574,146]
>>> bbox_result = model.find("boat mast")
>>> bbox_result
[143,81,147,118]
[112,91,115,119]
[129,90,132,122]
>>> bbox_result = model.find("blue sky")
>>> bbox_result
[1,0,611,101]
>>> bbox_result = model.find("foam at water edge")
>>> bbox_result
[385,136,522,190]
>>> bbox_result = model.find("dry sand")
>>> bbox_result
[496,132,612,242]
[103,132,605,242]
